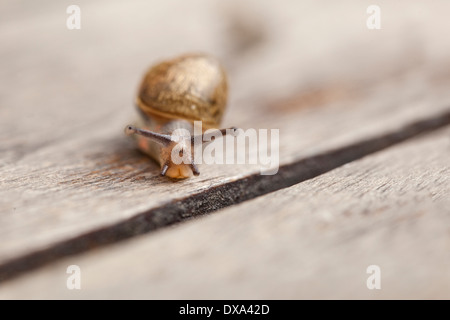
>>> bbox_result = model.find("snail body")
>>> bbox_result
[125,53,235,179]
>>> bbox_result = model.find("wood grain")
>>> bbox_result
[1,0,450,281]
[1,126,448,299]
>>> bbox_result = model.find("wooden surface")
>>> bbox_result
[1,127,449,299]
[1,0,450,298]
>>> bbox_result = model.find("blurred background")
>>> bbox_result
[1,0,450,299]
[2,0,449,147]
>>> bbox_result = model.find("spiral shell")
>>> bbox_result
[136,53,228,128]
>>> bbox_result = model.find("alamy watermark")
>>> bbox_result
[366,265,381,290]
[366,5,381,30]
[66,5,81,30]
[170,122,280,175]
[66,265,81,290]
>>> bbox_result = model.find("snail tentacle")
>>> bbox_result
[125,125,173,146]
[191,127,240,144]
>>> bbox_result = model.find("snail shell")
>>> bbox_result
[136,53,228,128]
[126,53,234,179]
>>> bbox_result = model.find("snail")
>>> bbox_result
[125,53,237,179]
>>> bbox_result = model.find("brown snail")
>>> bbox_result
[125,53,237,179]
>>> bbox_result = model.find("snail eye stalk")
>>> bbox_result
[191,127,240,144]
[125,125,173,146]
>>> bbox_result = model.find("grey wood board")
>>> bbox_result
[1,126,448,299]
[1,0,450,277]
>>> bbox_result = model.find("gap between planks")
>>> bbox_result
[0,108,449,283]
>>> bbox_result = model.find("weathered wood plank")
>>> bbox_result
[1,0,450,278]
[1,126,448,299]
